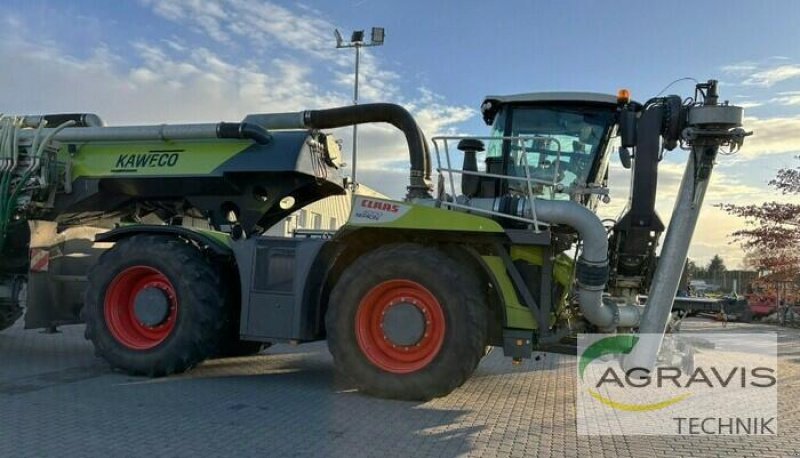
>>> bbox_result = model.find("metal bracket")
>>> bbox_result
[493,242,550,338]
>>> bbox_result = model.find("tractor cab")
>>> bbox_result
[473,92,621,205]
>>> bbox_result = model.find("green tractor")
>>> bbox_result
[0,80,748,399]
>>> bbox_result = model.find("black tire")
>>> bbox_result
[326,243,488,401]
[84,235,227,376]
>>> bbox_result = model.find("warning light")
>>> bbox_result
[617,88,631,104]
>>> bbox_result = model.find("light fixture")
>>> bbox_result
[371,27,384,45]
[333,26,386,188]
[350,30,364,44]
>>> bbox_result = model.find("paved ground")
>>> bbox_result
[0,318,798,458]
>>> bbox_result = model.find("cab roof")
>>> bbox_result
[481,91,639,125]
[482,91,620,106]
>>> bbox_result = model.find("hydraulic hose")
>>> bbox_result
[216,122,272,145]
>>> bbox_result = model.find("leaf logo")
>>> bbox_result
[580,335,691,412]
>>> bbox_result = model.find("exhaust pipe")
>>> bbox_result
[244,103,432,199]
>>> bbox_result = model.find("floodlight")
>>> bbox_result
[371,27,384,45]
[350,30,364,43]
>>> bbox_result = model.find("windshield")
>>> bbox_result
[487,105,616,193]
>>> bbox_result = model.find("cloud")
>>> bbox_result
[596,154,779,269]
[721,62,758,75]
[332,48,402,102]
[769,90,800,106]
[0,2,473,197]
[737,115,800,158]
[139,0,345,62]
[743,65,800,87]
[723,60,800,87]
[0,38,344,125]
[131,1,475,171]
[737,101,763,109]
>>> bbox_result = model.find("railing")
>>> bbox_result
[431,135,572,228]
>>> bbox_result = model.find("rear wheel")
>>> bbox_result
[84,235,227,376]
[326,243,488,400]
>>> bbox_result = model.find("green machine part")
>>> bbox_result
[64,139,251,178]
[344,195,506,233]
[343,196,575,331]
[483,247,574,330]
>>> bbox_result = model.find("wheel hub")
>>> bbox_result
[133,286,171,327]
[355,279,446,374]
[382,301,426,346]
[104,265,178,350]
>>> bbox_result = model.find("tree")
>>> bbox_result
[707,255,727,277]
[720,157,800,299]
[686,259,699,277]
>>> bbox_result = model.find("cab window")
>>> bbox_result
[488,105,615,194]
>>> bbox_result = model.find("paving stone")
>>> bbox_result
[0,319,797,457]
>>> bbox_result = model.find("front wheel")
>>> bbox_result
[326,243,488,400]
[84,235,227,376]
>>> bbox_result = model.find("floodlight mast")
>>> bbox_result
[334,27,385,188]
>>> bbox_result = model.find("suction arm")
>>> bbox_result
[244,103,432,199]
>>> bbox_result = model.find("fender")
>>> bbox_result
[95,225,232,256]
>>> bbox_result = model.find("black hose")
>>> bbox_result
[39,113,105,127]
[302,103,432,198]
[216,122,272,145]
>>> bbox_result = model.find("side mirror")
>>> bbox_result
[619,107,637,148]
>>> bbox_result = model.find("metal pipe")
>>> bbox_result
[624,145,717,371]
[467,197,641,330]
[352,43,361,185]
[17,123,221,142]
[14,122,271,145]
[622,81,748,372]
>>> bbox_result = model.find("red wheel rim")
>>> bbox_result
[103,266,178,350]
[355,279,446,374]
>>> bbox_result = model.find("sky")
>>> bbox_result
[3,0,800,268]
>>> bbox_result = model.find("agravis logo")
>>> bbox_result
[579,335,691,412]
[577,333,778,436]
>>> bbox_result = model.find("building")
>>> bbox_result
[264,184,387,237]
